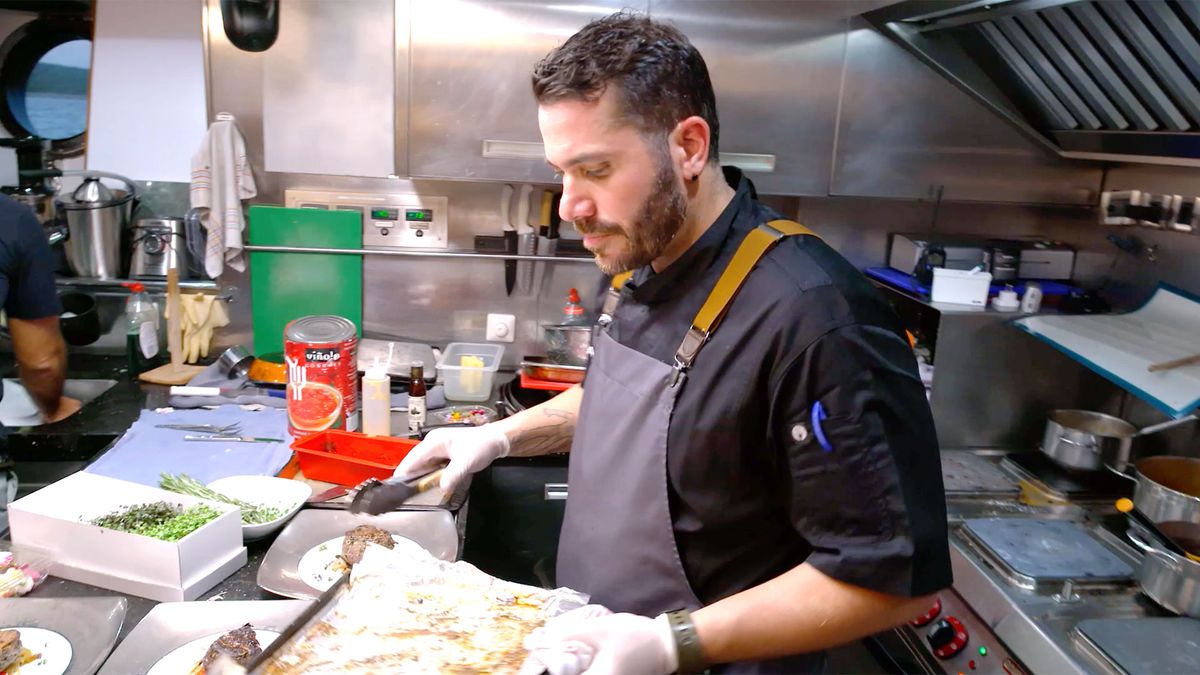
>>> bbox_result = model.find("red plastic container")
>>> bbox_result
[291,430,419,486]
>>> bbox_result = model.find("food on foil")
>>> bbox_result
[260,545,589,674]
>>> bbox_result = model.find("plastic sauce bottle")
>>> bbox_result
[561,288,589,326]
[361,361,391,437]
[122,282,161,376]
[408,361,427,434]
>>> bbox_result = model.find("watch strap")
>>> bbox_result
[665,608,708,674]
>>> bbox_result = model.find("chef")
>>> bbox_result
[397,12,951,674]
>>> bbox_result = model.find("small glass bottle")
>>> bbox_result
[561,288,590,326]
[408,361,427,434]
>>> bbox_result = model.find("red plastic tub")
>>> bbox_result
[291,430,418,486]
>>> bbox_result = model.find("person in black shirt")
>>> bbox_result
[1,194,78,432]
[398,12,950,674]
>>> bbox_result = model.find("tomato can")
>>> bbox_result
[284,315,359,436]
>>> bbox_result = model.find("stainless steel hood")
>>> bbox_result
[863,0,1200,167]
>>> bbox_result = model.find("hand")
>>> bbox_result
[392,424,510,494]
[43,396,81,424]
[524,606,678,675]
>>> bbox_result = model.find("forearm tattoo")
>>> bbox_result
[509,406,576,457]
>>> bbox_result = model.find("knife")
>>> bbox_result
[349,468,445,515]
[516,184,536,295]
[307,485,350,504]
[501,184,517,296]
[183,434,285,443]
[534,189,557,293]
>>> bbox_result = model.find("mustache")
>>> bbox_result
[572,219,623,237]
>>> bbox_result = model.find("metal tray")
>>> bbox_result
[256,508,459,600]
[0,597,126,675]
[245,576,350,674]
[97,600,311,675]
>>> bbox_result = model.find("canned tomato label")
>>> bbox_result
[284,315,359,436]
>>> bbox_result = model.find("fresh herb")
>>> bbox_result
[90,501,220,541]
[159,473,285,525]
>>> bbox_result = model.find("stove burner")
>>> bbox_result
[1075,617,1200,674]
[1004,452,1134,503]
[962,518,1134,590]
[941,452,1019,498]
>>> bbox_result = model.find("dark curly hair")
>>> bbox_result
[531,11,720,162]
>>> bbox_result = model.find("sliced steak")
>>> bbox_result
[0,629,21,671]
[340,524,395,565]
[201,623,262,669]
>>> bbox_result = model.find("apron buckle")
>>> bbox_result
[675,326,708,368]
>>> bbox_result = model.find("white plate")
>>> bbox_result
[296,534,424,591]
[205,476,312,541]
[145,628,280,675]
[1,626,73,675]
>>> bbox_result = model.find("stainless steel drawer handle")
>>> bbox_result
[544,483,569,501]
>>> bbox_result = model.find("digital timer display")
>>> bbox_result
[405,209,434,222]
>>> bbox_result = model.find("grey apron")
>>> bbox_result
[557,220,827,674]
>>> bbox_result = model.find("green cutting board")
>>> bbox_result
[249,206,363,356]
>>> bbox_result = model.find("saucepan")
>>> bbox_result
[1126,456,1200,525]
[1126,527,1200,618]
[1039,409,1197,472]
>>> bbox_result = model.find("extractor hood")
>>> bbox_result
[863,0,1200,167]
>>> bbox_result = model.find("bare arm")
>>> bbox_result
[9,316,77,422]
[493,383,583,457]
[693,562,935,664]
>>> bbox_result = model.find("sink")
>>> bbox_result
[0,378,118,427]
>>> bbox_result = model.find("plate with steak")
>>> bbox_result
[295,524,426,592]
[145,623,279,675]
[256,509,457,600]
[0,626,71,674]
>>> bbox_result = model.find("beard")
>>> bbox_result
[574,152,687,276]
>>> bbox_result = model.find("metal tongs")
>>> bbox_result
[349,467,445,515]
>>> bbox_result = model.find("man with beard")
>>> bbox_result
[396,12,949,674]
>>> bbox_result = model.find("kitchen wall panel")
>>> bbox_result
[408,0,645,182]
[262,0,398,177]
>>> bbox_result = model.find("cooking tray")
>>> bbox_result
[256,508,458,600]
[941,452,1018,498]
[97,600,310,675]
[961,518,1136,590]
[1074,617,1200,675]
[0,597,126,675]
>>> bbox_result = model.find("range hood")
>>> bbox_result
[863,0,1200,167]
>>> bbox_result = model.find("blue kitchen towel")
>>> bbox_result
[86,406,294,488]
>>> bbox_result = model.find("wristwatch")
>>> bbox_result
[665,608,708,674]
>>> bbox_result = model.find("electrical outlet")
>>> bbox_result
[486,313,516,343]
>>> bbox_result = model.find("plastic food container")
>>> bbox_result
[0,541,53,598]
[291,430,419,486]
[437,343,504,402]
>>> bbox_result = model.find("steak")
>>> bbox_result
[0,629,21,671]
[201,623,262,669]
[340,524,395,565]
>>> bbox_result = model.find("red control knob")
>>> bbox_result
[910,597,942,627]
[927,616,969,659]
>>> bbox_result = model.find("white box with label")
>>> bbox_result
[931,268,992,307]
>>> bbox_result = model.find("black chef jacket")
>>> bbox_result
[589,167,951,603]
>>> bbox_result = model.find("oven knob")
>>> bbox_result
[926,617,968,659]
[910,597,942,627]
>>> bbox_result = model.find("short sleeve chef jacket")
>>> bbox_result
[593,167,951,603]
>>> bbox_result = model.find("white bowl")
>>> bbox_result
[206,476,312,541]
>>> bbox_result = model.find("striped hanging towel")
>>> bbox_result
[190,112,257,278]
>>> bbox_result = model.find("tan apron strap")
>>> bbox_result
[674,219,819,371]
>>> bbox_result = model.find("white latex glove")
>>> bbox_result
[392,424,511,494]
[524,607,678,675]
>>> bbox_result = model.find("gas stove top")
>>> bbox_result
[895,452,1199,675]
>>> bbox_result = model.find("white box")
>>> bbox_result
[8,472,245,602]
[931,268,992,307]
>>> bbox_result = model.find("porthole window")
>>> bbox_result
[0,17,93,156]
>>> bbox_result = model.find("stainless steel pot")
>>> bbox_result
[1039,409,1197,472]
[1132,456,1200,525]
[57,176,137,279]
[1127,528,1200,618]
